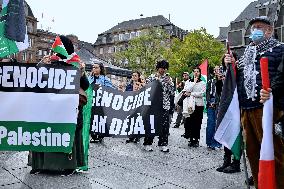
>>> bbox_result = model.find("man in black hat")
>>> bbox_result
[224,16,284,188]
[143,60,175,152]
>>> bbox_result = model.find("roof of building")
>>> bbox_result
[216,27,229,41]
[102,15,171,35]
[77,48,131,77]
[78,41,94,53]
[24,1,35,18]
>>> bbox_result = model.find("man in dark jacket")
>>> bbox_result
[224,16,284,188]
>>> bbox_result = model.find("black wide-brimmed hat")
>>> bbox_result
[249,16,272,26]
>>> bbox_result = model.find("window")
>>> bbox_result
[113,46,117,53]
[230,21,246,31]
[43,50,47,56]
[228,30,244,47]
[124,33,130,40]
[119,33,124,41]
[108,46,113,53]
[38,50,42,56]
[113,35,119,42]
[259,8,267,16]
[27,22,33,33]
[136,31,141,37]
[102,37,106,44]
[22,52,27,61]
[99,47,104,54]
[130,32,136,39]
[29,38,33,47]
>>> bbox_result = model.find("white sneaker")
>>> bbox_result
[161,146,169,152]
[145,145,153,152]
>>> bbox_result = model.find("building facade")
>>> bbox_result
[93,15,187,63]
[217,0,284,56]
[10,1,131,82]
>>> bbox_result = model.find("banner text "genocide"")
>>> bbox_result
[0,66,77,90]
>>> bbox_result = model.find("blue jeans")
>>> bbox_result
[206,107,221,148]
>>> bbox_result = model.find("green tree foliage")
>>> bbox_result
[114,27,170,76]
[114,27,225,79]
[166,28,225,78]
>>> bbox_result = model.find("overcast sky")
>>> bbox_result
[26,0,254,43]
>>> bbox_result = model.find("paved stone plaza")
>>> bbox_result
[0,114,253,189]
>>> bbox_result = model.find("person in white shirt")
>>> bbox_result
[182,67,206,147]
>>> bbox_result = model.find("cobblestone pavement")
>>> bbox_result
[0,113,254,189]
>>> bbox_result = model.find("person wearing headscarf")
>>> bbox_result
[30,35,89,176]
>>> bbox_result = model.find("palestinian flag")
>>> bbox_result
[52,36,69,58]
[258,57,276,189]
[0,0,29,58]
[199,59,208,83]
[214,62,242,160]
[190,59,208,83]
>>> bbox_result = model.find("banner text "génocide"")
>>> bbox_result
[0,66,77,90]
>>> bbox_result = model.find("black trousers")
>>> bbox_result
[143,110,170,146]
[184,106,204,141]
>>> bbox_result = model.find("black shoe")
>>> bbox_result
[192,142,199,148]
[216,157,231,172]
[126,139,134,143]
[190,140,199,148]
[133,138,139,143]
[245,176,254,186]
[207,146,215,150]
[61,169,76,176]
[30,169,41,175]
[223,162,241,173]
[188,141,193,147]
[98,138,103,143]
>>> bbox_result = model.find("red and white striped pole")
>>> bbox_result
[258,57,276,189]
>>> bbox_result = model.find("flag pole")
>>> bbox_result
[241,129,250,189]
[226,39,250,189]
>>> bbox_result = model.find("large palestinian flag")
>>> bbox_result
[0,0,29,58]
[214,63,242,160]
[0,63,80,153]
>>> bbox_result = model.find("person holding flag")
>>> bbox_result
[215,53,241,174]
[31,35,89,176]
[223,16,284,189]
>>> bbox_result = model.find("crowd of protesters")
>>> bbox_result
[2,15,284,189]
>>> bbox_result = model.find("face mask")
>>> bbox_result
[249,29,265,42]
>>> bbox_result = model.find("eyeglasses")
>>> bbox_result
[92,66,100,69]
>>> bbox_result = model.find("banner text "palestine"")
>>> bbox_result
[0,66,77,90]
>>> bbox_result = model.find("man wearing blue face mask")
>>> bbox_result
[224,16,284,189]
